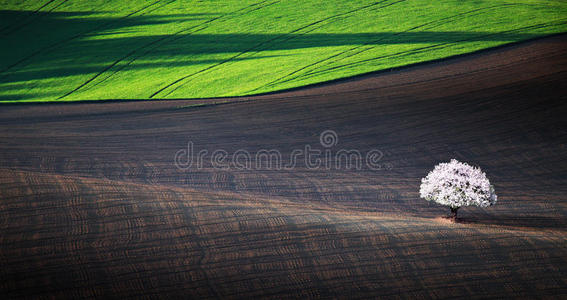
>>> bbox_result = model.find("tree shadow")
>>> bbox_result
[458,214,567,230]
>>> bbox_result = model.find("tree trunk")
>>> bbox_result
[450,207,459,221]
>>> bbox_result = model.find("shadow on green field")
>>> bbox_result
[0,9,545,100]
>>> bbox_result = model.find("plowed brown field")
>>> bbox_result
[1,35,566,298]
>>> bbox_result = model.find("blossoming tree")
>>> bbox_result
[420,159,497,220]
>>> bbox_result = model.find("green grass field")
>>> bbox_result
[1,0,566,102]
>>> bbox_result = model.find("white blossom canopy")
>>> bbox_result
[420,159,497,208]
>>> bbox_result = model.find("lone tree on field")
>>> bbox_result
[420,159,497,220]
